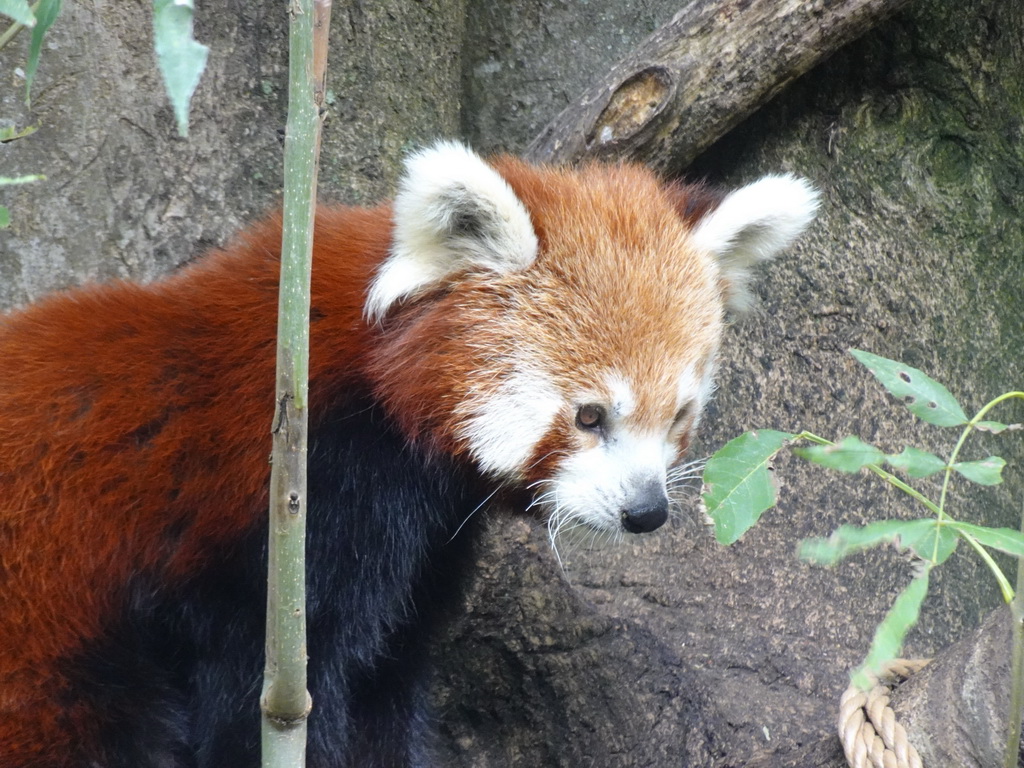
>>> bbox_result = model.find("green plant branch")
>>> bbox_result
[974,392,1024,421]
[709,357,1024,760]
[796,431,1017,593]
[958,529,1014,602]
[705,356,1023,744]
[1006,497,1024,768]
[796,431,943,515]
[936,392,1024,565]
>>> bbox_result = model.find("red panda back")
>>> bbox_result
[0,205,389,763]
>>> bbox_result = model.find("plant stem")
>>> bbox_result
[1005,497,1024,768]
[937,392,1024,561]
[797,431,1016,593]
[797,431,942,515]
[958,530,1014,602]
[260,1,331,766]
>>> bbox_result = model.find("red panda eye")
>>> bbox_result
[576,404,605,431]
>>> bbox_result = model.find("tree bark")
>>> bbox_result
[890,607,1024,768]
[525,0,912,172]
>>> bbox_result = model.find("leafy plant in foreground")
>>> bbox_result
[1,0,206,136]
[702,349,1024,689]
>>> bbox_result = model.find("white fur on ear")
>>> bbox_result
[691,174,819,312]
[365,141,539,321]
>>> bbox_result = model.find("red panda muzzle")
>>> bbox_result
[620,479,670,534]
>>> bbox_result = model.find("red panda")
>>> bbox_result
[0,142,817,767]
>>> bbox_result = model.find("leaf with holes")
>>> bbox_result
[885,447,947,478]
[793,436,885,473]
[702,430,792,545]
[850,349,967,427]
[851,571,930,690]
[799,519,955,566]
[951,456,1006,486]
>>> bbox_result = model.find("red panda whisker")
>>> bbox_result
[666,474,704,492]
[666,458,708,488]
[525,490,558,514]
[523,447,570,474]
[545,498,622,575]
[445,485,502,544]
[545,496,586,572]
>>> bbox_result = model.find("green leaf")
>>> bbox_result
[793,436,885,473]
[975,420,1010,434]
[153,0,209,138]
[947,522,1024,558]
[951,456,1005,486]
[851,571,930,689]
[897,520,958,564]
[702,430,793,545]
[24,0,61,107]
[885,447,947,478]
[799,518,955,566]
[0,124,38,142]
[850,349,968,427]
[800,520,910,565]
[0,174,45,185]
[0,206,9,229]
[0,0,35,26]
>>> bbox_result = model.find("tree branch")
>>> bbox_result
[525,0,912,172]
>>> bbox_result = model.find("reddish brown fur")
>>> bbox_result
[0,206,392,762]
[0,157,724,762]
[371,158,725,480]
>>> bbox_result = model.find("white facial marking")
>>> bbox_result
[460,368,561,479]
[546,429,671,536]
[675,363,699,414]
[696,364,719,426]
[541,363,721,543]
[691,174,819,265]
[604,372,636,419]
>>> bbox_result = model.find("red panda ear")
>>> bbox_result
[664,181,726,230]
[364,141,539,322]
[689,174,820,312]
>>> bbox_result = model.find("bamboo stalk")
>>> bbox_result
[1004,497,1024,768]
[260,1,331,766]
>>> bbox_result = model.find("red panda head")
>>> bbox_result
[367,142,818,540]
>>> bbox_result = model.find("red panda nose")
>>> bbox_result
[621,483,669,534]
